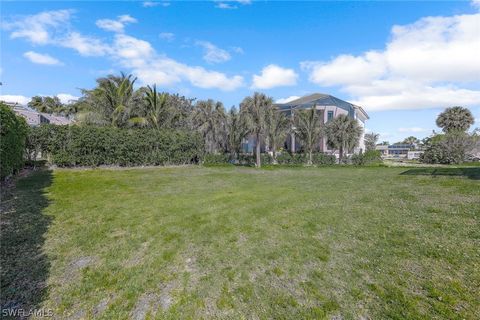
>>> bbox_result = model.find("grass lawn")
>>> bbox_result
[1,166,479,319]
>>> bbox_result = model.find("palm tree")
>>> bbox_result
[402,136,420,149]
[28,96,45,112]
[240,92,272,167]
[436,106,474,133]
[27,96,65,114]
[226,107,248,160]
[97,72,137,127]
[129,84,169,129]
[294,106,323,165]
[325,114,363,163]
[364,132,380,151]
[192,99,227,154]
[266,107,290,164]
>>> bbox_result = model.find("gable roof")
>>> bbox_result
[275,93,369,119]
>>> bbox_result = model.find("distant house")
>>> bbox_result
[3,102,73,126]
[243,93,369,155]
[376,144,423,159]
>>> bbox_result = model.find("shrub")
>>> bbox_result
[421,132,475,164]
[29,125,204,167]
[203,153,231,165]
[311,153,336,165]
[350,150,383,165]
[276,152,335,165]
[0,103,29,179]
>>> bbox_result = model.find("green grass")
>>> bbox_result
[1,166,479,319]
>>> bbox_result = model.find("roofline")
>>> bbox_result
[353,105,369,120]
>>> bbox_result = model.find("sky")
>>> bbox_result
[1,0,480,143]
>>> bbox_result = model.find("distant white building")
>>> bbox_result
[242,93,369,155]
[376,144,423,160]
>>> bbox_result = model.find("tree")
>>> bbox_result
[402,136,420,146]
[240,92,272,168]
[226,107,248,160]
[325,114,363,163]
[78,72,138,127]
[266,106,290,164]
[294,106,323,165]
[99,73,137,127]
[364,132,379,151]
[421,132,475,164]
[132,84,169,129]
[28,96,66,115]
[436,106,474,133]
[28,96,45,112]
[192,99,227,154]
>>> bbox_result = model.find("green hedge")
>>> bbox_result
[0,103,29,179]
[350,150,383,165]
[203,154,232,165]
[204,152,336,166]
[276,152,336,165]
[29,125,204,167]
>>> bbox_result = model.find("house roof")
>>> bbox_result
[12,105,73,126]
[275,93,369,119]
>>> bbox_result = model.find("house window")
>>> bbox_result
[327,111,334,121]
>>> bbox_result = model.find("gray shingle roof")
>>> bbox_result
[275,93,369,119]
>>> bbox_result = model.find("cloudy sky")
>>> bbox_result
[1,0,479,143]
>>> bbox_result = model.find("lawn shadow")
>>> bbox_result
[400,167,480,180]
[1,169,54,316]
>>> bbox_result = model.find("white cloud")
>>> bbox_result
[143,1,170,7]
[0,95,30,105]
[0,93,78,105]
[61,32,111,56]
[215,0,251,9]
[398,127,428,133]
[216,3,237,9]
[472,0,480,9]
[57,93,79,104]
[6,10,244,91]
[159,32,175,41]
[302,11,480,111]
[113,35,243,90]
[23,51,62,65]
[5,9,72,44]
[143,1,158,7]
[196,41,231,64]
[252,64,298,89]
[5,10,110,57]
[350,82,480,111]
[275,96,300,104]
[301,51,385,86]
[230,46,244,54]
[96,15,137,33]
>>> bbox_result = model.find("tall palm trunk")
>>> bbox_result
[255,132,261,168]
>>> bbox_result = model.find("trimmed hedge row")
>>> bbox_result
[1,104,29,179]
[28,125,204,167]
[203,152,337,166]
[350,150,383,165]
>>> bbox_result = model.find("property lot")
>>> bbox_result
[1,166,479,319]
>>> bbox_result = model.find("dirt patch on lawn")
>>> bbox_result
[131,293,157,320]
[61,256,98,284]
[124,241,150,267]
[130,284,176,320]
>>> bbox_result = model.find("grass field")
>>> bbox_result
[1,166,479,319]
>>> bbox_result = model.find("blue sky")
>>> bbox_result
[2,0,480,143]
